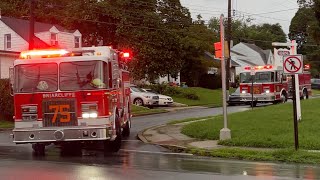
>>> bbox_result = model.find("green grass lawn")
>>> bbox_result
[172,87,234,107]
[0,121,13,129]
[131,105,167,116]
[187,148,320,164]
[182,98,320,150]
[312,89,320,95]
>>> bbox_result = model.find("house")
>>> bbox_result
[231,42,274,75]
[0,16,82,78]
[204,51,240,83]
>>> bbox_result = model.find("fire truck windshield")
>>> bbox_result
[240,72,275,83]
[15,63,58,93]
[60,60,108,91]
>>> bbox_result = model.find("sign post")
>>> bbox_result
[250,68,255,110]
[283,55,303,151]
[272,41,301,121]
[219,14,231,141]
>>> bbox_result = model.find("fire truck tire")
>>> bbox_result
[32,143,45,156]
[122,120,131,137]
[133,98,144,106]
[104,117,122,153]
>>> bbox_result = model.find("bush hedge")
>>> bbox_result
[0,79,13,121]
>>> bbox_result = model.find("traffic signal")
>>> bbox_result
[214,42,222,58]
[214,41,229,59]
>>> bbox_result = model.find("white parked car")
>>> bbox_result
[130,86,159,107]
[142,88,174,106]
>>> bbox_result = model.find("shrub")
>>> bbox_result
[0,79,14,121]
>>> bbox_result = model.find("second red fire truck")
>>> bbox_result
[10,46,131,155]
[239,65,311,107]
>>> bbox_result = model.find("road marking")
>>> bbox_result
[120,149,193,156]
[121,140,141,142]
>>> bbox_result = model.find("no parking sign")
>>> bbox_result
[283,55,303,74]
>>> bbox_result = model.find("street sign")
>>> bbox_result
[283,55,303,74]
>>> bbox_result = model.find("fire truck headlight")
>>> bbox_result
[264,89,270,94]
[82,112,98,118]
[89,112,98,118]
[82,113,90,119]
[241,90,247,94]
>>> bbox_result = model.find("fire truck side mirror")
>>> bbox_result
[9,67,14,96]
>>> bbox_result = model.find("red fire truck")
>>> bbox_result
[10,46,131,155]
[239,65,311,107]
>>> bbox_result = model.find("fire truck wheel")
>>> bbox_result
[133,98,144,106]
[122,120,131,137]
[104,118,122,153]
[32,143,45,156]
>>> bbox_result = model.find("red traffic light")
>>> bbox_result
[214,42,222,51]
[214,42,222,58]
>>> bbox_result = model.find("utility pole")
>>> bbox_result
[219,14,231,141]
[29,0,35,50]
[226,0,232,90]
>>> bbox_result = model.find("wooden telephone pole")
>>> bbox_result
[226,0,232,90]
[29,0,35,50]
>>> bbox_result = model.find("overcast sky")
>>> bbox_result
[180,0,299,37]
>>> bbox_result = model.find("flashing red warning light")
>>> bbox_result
[244,65,273,71]
[304,64,310,70]
[123,52,130,58]
[244,66,251,70]
[20,49,69,59]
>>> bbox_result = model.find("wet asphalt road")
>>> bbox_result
[0,105,319,180]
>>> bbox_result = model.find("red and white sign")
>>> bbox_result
[283,55,303,74]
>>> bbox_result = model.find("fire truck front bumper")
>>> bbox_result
[12,126,114,144]
[240,94,276,102]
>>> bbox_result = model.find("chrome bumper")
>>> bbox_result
[240,94,276,102]
[13,126,114,144]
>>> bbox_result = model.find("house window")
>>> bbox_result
[4,34,11,50]
[50,33,58,46]
[74,36,80,48]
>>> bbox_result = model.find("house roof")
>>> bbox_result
[263,50,272,63]
[230,50,245,57]
[0,16,73,48]
[238,59,258,66]
[242,42,268,64]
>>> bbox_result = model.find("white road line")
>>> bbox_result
[120,149,193,156]
[121,140,141,142]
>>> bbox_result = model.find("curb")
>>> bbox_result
[136,125,188,153]
[132,111,169,117]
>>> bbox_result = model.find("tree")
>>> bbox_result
[179,15,218,86]
[208,18,286,50]
[289,7,317,54]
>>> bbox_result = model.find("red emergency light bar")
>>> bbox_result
[123,52,130,58]
[244,65,273,70]
[20,49,69,59]
[304,64,310,70]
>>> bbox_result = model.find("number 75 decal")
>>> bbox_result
[49,105,71,123]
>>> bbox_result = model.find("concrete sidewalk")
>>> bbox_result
[137,119,276,152]
[138,120,221,150]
